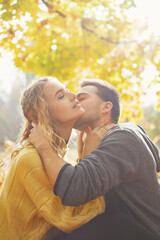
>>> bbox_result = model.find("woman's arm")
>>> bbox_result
[29,124,66,185]
[29,123,114,186]
[17,147,105,232]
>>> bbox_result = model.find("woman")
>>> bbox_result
[0,78,112,240]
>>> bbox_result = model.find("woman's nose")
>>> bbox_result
[68,92,76,101]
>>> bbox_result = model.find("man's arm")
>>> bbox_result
[53,130,139,206]
[30,125,139,206]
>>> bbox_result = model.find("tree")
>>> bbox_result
[141,106,160,145]
[0,0,160,122]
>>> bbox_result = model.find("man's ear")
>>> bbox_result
[101,101,113,114]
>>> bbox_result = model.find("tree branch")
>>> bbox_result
[81,22,137,45]
[41,1,137,44]
[41,0,66,18]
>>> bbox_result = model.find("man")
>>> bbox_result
[30,79,160,240]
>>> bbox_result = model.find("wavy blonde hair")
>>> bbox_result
[12,78,67,159]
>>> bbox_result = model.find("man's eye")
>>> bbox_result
[78,97,85,102]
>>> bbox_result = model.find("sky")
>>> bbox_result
[0,51,19,94]
[134,0,160,36]
[0,0,160,105]
[0,49,27,96]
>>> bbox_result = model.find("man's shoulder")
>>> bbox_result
[110,122,146,136]
[116,122,144,131]
[102,122,144,143]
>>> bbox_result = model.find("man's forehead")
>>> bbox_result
[77,85,98,96]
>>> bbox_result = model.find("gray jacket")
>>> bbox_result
[54,123,160,236]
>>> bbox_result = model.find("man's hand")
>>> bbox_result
[29,123,51,151]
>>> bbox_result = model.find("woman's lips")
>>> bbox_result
[73,102,81,108]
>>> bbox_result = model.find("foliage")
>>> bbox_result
[0,0,160,122]
[141,106,160,146]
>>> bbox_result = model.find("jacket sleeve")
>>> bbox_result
[17,148,105,232]
[54,130,140,206]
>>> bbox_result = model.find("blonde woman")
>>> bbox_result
[0,78,112,240]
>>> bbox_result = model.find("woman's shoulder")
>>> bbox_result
[16,145,42,170]
[14,145,50,188]
[19,145,39,155]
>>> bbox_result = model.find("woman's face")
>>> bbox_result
[43,80,85,125]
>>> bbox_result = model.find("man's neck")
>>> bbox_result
[91,118,112,130]
[74,116,113,132]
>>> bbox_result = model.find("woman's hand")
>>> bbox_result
[78,122,115,160]
[29,123,51,151]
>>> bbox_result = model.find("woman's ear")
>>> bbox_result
[101,101,113,114]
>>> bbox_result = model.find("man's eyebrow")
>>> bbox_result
[55,88,64,97]
[77,92,89,97]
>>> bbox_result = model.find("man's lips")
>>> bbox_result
[73,101,81,108]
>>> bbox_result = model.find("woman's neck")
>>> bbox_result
[56,125,72,142]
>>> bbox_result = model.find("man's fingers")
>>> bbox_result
[100,123,115,132]
[96,124,115,136]
[92,120,110,131]
[78,132,84,144]
[78,131,85,159]
[105,123,115,129]
[90,124,115,139]
[85,125,92,134]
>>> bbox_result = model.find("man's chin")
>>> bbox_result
[73,119,87,131]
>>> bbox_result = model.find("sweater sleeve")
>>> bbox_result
[54,130,140,206]
[17,147,105,232]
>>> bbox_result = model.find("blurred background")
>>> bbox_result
[0,0,160,185]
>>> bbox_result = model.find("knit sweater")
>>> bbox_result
[0,146,105,240]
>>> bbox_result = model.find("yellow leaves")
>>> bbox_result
[155,91,160,112]
[1,0,160,123]
[37,19,49,31]
[155,104,160,112]
[7,28,15,37]
[156,91,160,97]
[82,18,95,29]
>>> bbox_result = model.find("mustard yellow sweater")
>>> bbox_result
[0,146,105,240]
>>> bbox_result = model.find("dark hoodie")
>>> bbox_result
[54,123,160,236]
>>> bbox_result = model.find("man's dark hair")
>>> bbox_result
[80,78,121,123]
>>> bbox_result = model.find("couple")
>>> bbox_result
[0,78,160,240]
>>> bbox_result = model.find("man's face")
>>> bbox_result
[73,85,104,131]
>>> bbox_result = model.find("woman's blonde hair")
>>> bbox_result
[12,78,67,159]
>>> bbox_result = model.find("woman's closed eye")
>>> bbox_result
[58,93,65,99]
[58,89,69,99]
[58,91,65,99]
